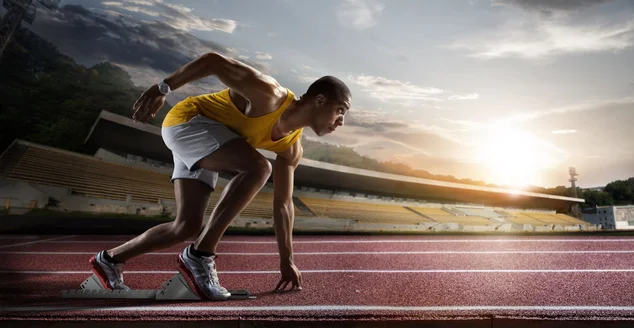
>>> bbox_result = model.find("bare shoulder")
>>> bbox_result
[209,52,287,113]
[230,73,287,115]
[276,139,303,166]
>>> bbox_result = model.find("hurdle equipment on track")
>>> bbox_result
[61,272,255,300]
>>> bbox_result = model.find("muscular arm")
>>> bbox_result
[132,52,285,122]
[272,141,303,264]
[164,52,282,105]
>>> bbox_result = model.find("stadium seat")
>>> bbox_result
[0,143,308,218]
[299,197,431,224]
[410,207,494,226]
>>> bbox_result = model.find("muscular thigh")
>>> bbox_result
[196,138,270,175]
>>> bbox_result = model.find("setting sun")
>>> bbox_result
[475,125,557,188]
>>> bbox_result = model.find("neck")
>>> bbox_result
[278,98,312,133]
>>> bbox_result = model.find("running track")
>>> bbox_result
[2,234,634,326]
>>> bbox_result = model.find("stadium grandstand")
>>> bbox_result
[0,110,596,233]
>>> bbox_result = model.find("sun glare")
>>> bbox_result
[475,126,556,189]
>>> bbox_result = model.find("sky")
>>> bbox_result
[7,0,634,189]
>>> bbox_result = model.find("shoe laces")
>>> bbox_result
[201,256,220,286]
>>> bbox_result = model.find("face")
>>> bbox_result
[311,94,351,137]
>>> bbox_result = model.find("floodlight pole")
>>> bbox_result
[569,167,581,219]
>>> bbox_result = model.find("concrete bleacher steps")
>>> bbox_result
[409,207,495,226]
[292,197,316,216]
[453,207,505,218]
[298,196,432,224]
[0,140,27,177]
[0,141,595,232]
[504,212,588,227]
[0,142,307,218]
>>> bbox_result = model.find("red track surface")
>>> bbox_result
[2,234,634,323]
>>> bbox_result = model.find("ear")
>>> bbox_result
[314,94,326,108]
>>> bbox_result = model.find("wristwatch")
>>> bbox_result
[158,80,171,95]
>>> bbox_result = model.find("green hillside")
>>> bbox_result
[0,27,170,154]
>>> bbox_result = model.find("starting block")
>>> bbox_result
[61,273,255,300]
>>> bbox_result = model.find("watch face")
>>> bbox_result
[159,82,169,94]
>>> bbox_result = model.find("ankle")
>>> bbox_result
[103,250,123,264]
[189,243,215,258]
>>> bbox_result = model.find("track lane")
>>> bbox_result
[2,271,634,319]
[3,234,634,321]
[4,252,634,271]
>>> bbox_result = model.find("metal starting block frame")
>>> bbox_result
[61,273,255,300]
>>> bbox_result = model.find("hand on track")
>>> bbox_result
[275,261,302,292]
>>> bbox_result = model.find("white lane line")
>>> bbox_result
[0,236,38,240]
[37,238,634,244]
[3,305,634,312]
[0,235,77,249]
[3,250,634,255]
[3,269,634,274]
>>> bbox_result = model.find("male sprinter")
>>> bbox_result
[88,52,351,301]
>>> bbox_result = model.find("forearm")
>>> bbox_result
[163,53,217,91]
[273,201,294,264]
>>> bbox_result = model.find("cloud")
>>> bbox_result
[336,0,384,30]
[296,74,319,84]
[523,99,634,164]
[493,96,634,124]
[112,63,225,103]
[450,19,634,60]
[28,4,277,80]
[492,0,613,15]
[102,0,237,33]
[348,75,444,103]
[293,65,329,85]
[344,109,409,131]
[438,118,485,131]
[448,92,480,100]
[319,108,470,158]
[31,4,240,73]
[303,113,484,181]
[448,1,634,60]
[254,52,273,60]
[552,129,577,134]
[236,51,275,73]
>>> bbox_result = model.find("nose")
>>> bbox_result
[337,117,344,127]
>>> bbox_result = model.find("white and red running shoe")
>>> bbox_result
[177,244,231,301]
[88,250,131,291]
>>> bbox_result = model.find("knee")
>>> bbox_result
[246,156,272,179]
[171,220,203,240]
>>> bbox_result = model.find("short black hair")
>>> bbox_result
[305,76,351,104]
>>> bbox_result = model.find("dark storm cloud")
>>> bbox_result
[28,4,270,75]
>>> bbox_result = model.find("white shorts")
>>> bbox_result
[161,115,241,190]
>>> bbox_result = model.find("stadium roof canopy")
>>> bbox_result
[85,111,584,211]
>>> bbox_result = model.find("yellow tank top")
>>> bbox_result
[162,88,303,153]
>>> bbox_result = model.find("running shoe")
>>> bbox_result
[177,244,231,301]
[88,250,131,291]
